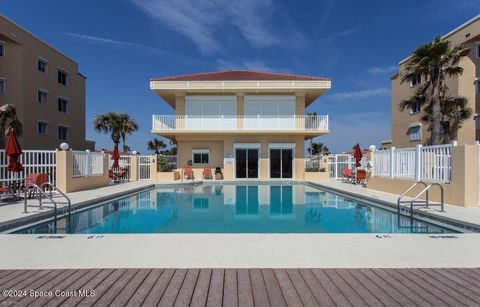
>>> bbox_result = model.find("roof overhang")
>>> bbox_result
[150,80,332,108]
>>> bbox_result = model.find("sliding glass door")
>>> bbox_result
[270,148,293,179]
[235,148,259,179]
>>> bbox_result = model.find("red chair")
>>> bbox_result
[203,168,212,180]
[184,166,194,180]
[342,168,353,183]
[356,169,367,185]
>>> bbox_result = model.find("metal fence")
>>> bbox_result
[304,155,323,172]
[109,155,132,180]
[157,155,177,172]
[138,155,151,180]
[372,144,454,183]
[0,149,57,185]
[72,151,104,177]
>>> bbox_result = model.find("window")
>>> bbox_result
[37,89,48,103]
[58,125,68,140]
[0,79,5,94]
[37,122,48,135]
[192,150,209,164]
[411,74,422,87]
[57,69,67,86]
[476,42,480,58]
[408,125,422,141]
[0,42,4,57]
[410,102,421,114]
[57,97,68,113]
[37,58,48,73]
[477,79,480,94]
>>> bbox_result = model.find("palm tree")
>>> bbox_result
[400,36,471,145]
[0,104,23,148]
[322,145,330,155]
[119,113,138,153]
[147,138,166,155]
[93,112,123,149]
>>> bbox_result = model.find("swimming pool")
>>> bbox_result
[15,183,454,234]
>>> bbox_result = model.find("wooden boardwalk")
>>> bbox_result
[0,268,480,306]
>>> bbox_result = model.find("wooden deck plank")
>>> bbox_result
[157,269,188,307]
[44,269,103,307]
[109,269,151,307]
[190,269,212,307]
[456,268,480,282]
[427,269,480,298]
[174,269,200,307]
[28,269,91,307]
[274,269,302,307]
[441,268,480,293]
[381,269,448,307]
[359,268,414,306]
[16,270,77,306]
[0,269,45,288]
[223,269,238,307]
[237,269,254,307]
[371,269,434,307]
[323,269,367,307]
[249,269,271,307]
[310,269,352,307]
[394,269,460,307]
[335,269,383,307]
[125,269,163,307]
[92,269,139,307]
[0,270,52,303]
[298,269,335,307]
[73,268,126,307]
[261,269,286,307]
[0,270,19,281]
[286,269,319,306]
[206,269,224,307]
[409,268,479,306]
[142,268,175,307]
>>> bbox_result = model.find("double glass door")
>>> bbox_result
[270,149,293,179]
[235,149,259,179]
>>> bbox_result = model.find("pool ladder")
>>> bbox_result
[397,181,445,218]
[23,182,72,233]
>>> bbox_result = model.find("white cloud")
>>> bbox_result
[216,59,276,71]
[367,65,397,75]
[327,87,389,101]
[319,27,361,45]
[129,0,287,54]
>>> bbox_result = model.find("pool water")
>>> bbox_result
[16,183,453,234]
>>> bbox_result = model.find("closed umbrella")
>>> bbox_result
[5,128,23,172]
[111,143,120,169]
[353,143,363,168]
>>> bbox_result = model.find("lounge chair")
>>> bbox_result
[355,169,367,185]
[342,168,353,183]
[184,166,194,180]
[203,168,212,180]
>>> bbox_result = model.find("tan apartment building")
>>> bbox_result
[388,15,480,148]
[150,70,331,180]
[0,15,94,150]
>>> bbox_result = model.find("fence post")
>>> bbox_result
[370,146,376,177]
[415,144,422,181]
[86,149,91,177]
[130,154,139,181]
[389,147,395,178]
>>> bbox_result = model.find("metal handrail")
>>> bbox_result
[397,181,428,215]
[397,181,445,218]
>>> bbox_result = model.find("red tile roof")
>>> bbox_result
[151,70,330,81]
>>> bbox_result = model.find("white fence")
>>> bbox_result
[109,154,132,180]
[138,155,151,180]
[72,151,104,177]
[152,115,329,131]
[0,149,57,185]
[372,144,453,183]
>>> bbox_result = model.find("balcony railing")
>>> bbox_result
[152,115,329,132]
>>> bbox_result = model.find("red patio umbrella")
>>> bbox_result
[111,143,120,169]
[5,128,23,172]
[353,143,363,168]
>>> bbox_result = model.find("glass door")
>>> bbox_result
[270,148,293,179]
[235,148,259,179]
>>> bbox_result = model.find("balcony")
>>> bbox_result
[152,115,329,136]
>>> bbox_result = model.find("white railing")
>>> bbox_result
[138,155,151,180]
[305,155,322,172]
[152,115,329,131]
[109,154,132,180]
[372,144,454,183]
[0,149,57,186]
[72,151,104,177]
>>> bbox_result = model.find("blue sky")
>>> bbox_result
[2,0,480,153]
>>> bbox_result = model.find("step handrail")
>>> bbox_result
[397,181,445,217]
[410,183,444,212]
[397,181,428,215]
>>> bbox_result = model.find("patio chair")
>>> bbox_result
[184,166,194,180]
[355,169,367,185]
[203,168,213,180]
[342,168,353,183]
